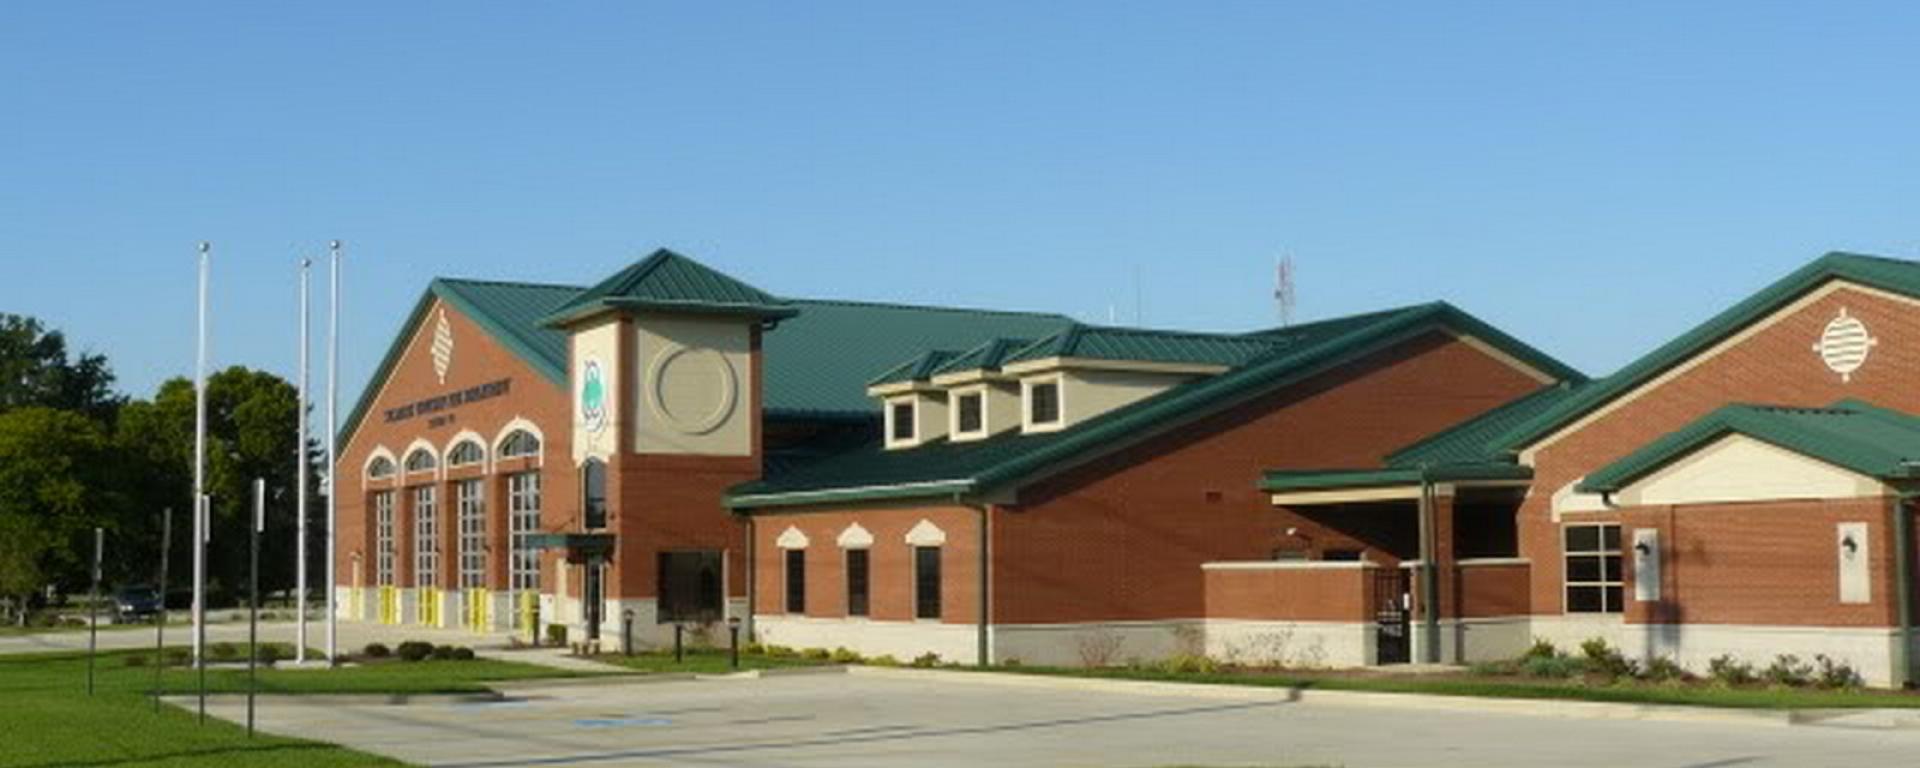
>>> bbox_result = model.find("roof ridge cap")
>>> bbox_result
[782,296,1070,319]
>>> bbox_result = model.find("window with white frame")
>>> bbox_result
[954,390,985,436]
[405,449,437,474]
[913,546,942,620]
[784,549,807,613]
[499,429,541,459]
[457,478,486,591]
[507,471,540,592]
[1564,523,1623,613]
[412,486,439,590]
[889,400,916,443]
[368,456,396,479]
[374,491,396,587]
[447,440,484,468]
[845,548,870,617]
[1027,379,1061,427]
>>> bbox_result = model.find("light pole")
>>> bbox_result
[191,242,209,666]
[296,256,311,664]
[325,240,342,664]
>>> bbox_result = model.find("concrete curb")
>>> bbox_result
[161,691,505,706]
[846,667,1920,730]
[489,673,697,692]
[695,665,851,681]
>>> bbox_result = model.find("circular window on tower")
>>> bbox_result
[646,344,738,435]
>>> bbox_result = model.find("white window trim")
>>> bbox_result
[836,523,874,549]
[884,396,919,448]
[363,445,398,480]
[776,525,811,550]
[402,438,441,479]
[444,429,487,471]
[904,519,947,547]
[1563,522,1623,614]
[493,418,546,465]
[1022,373,1066,434]
[948,385,990,441]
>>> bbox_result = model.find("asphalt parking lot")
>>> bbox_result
[198,668,1920,768]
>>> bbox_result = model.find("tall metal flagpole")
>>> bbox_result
[192,242,210,666]
[326,240,341,664]
[296,257,311,664]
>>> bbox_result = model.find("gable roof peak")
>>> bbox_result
[541,248,797,327]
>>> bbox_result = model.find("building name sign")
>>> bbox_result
[383,378,513,424]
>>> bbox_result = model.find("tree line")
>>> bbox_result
[0,313,320,617]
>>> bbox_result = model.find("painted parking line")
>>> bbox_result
[574,716,674,729]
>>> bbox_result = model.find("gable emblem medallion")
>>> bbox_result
[1812,308,1875,383]
[431,309,454,384]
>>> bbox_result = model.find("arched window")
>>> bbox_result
[404,448,437,474]
[367,456,396,479]
[499,429,541,458]
[447,440,484,467]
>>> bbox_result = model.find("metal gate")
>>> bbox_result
[1371,566,1411,665]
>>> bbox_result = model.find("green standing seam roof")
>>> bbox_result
[1577,399,1920,494]
[869,349,965,387]
[1495,252,1920,452]
[1383,383,1587,468]
[541,248,799,326]
[729,301,1584,509]
[1259,463,1535,494]
[1002,324,1284,368]
[928,337,1035,378]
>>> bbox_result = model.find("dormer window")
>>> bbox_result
[1027,378,1062,428]
[887,399,916,447]
[955,391,984,435]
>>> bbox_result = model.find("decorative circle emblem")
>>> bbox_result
[430,309,454,384]
[646,345,738,435]
[580,358,608,434]
[1812,308,1876,383]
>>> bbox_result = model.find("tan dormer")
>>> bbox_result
[868,349,964,449]
[998,326,1274,433]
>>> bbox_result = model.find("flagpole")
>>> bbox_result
[296,257,311,664]
[192,242,209,666]
[326,240,341,664]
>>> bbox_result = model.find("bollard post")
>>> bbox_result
[673,622,684,663]
[622,610,634,657]
[728,616,741,670]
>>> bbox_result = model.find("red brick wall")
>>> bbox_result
[1203,566,1371,622]
[1619,497,1898,628]
[749,505,980,623]
[991,331,1543,624]
[1522,283,1920,615]
[337,297,573,595]
[1455,561,1530,619]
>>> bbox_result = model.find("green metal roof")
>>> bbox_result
[1259,463,1534,494]
[928,337,1034,378]
[730,302,1582,509]
[1577,399,1920,494]
[339,277,1074,445]
[869,349,965,387]
[1001,325,1281,368]
[541,248,798,326]
[1384,383,1586,468]
[1497,252,1920,452]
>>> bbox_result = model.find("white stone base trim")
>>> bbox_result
[1410,617,1533,665]
[1204,619,1369,668]
[1622,623,1905,688]
[754,615,978,664]
[991,619,1203,667]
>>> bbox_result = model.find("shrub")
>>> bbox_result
[1707,654,1756,686]
[1579,638,1636,680]
[363,642,391,659]
[430,644,458,661]
[1074,629,1125,668]
[1640,656,1687,683]
[255,644,284,666]
[545,624,568,647]
[911,652,942,668]
[1522,638,1558,661]
[61,617,87,628]
[163,648,191,667]
[867,654,901,667]
[396,641,435,662]
[743,642,767,656]
[123,653,149,667]
[1764,654,1814,687]
[1814,654,1862,689]
[209,642,241,661]
[801,647,832,661]
[1520,653,1585,679]
[451,646,476,662]
[1159,654,1220,675]
[764,645,796,658]
[829,647,863,664]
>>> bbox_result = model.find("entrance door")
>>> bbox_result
[1371,567,1411,665]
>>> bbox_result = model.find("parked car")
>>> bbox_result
[113,585,163,623]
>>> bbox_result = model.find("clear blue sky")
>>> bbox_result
[5,2,1918,404]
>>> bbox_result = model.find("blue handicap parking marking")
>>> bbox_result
[573,716,673,729]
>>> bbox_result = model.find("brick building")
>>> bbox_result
[336,248,1920,686]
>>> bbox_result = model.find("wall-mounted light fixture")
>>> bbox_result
[1842,534,1860,556]
[1634,541,1652,556]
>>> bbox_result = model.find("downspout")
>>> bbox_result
[1895,487,1916,688]
[743,514,757,643]
[954,493,992,667]
[1418,467,1441,665]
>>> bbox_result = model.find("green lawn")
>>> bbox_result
[983,664,1920,710]
[594,647,828,675]
[0,648,610,767]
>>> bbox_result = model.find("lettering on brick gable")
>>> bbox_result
[383,378,513,424]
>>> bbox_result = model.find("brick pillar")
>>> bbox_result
[1433,492,1458,622]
